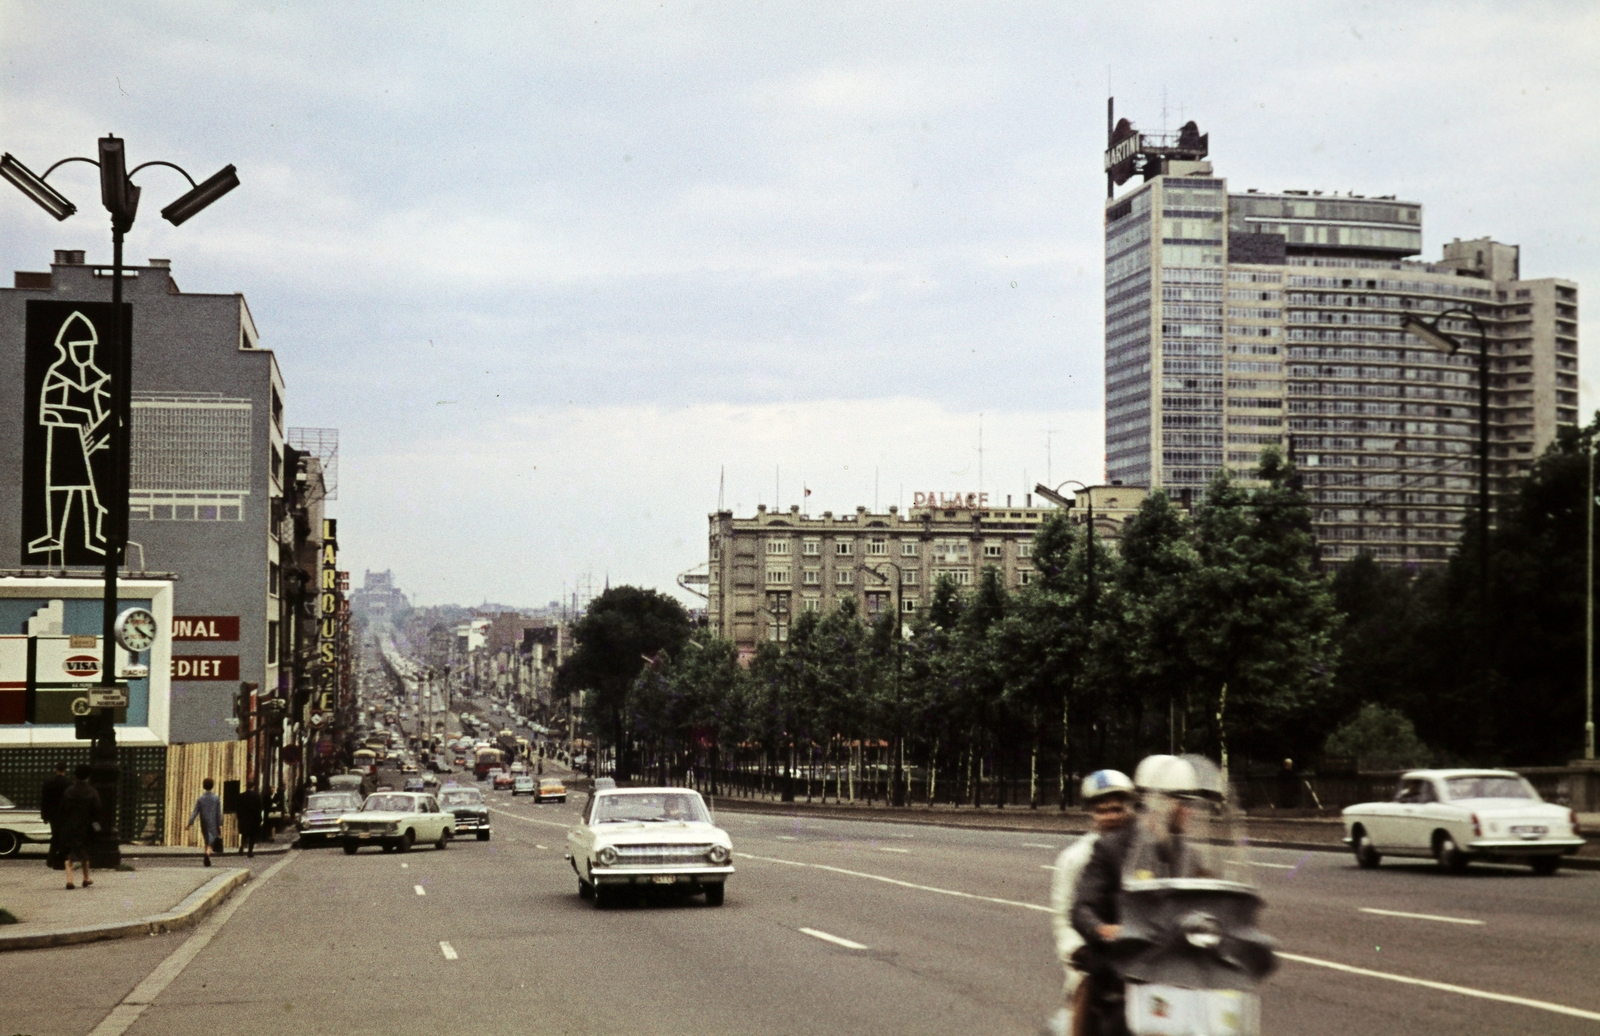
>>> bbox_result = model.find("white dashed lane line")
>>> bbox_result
[878,847,909,854]
[800,927,868,950]
[414,885,426,896]
[1359,907,1484,926]
[1251,862,1296,870]
[1021,842,1058,850]
[439,941,458,960]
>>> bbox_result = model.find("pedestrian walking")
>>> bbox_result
[237,782,263,858]
[57,764,102,890]
[39,761,71,870]
[188,777,223,867]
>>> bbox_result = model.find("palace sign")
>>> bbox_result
[912,492,991,510]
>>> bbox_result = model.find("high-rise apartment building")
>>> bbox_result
[1103,110,1578,564]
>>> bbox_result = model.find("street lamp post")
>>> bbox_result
[1401,309,1494,756]
[3,140,237,864]
[1587,432,1596,761]
[862,560,907,806]
[1035,480,1095,810]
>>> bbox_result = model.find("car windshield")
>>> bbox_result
[593,792,710,824]
[306,793,360,812]
[440,789,483,807]
[0,793,14,808]
[1444,776,1535,801]
[363,794,416,812]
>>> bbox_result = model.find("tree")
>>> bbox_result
[556,586,691,780]
[1323,703,1435,770]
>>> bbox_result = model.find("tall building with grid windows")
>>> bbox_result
[1103,109,1578,565]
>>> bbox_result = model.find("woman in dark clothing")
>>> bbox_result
[57,765,102,890]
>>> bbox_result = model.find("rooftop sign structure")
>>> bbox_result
[1104,97,1208,196]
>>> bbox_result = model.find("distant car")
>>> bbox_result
[423,773,440,789]
[401,762,419,774]
[403,777,427,792]
[439,785,492,841]
[297,790,365,846]
[339,791,454,854]
[493,771,515,791]
[509,762,528,774]
[512,775,536,796]
[536,778,567,804]
[454,755,467,767]
[0,793,50,858]
[1343,769,1585,874]
[565,788,732,907]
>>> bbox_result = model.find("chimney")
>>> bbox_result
[53,250,86,266]
[148,258,171,268]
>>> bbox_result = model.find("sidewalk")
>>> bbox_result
[0,864,250,951]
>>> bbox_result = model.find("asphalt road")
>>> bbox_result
[7,770,1598,1036]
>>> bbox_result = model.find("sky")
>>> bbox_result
[3,1,1598,608]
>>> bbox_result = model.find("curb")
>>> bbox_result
[120,843,292,859]
[0,867,250,952]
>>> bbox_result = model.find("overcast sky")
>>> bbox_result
[3,1,1598,608]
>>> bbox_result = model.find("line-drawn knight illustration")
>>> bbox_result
[27,310,112,563]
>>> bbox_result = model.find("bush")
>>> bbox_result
[1324,703,1435,771]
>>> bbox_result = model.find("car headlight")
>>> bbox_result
[597,845,619,866]
[386,822,400,834]
[706,844,731,865]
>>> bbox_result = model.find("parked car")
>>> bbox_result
[512,775,537,796]
[1342,769,1585,874]
[565,787,733,906]
[296,790,365,846]
[536,778,567,804]
[0,793,50,858]
[492,771,515,791]
[339,791,455,854]
[403,777,427,792]
[439,784,492,841]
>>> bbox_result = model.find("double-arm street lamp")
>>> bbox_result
[1401,309,1495,755]
[860,560,908,806]
[1034,480,1096,810]
[4,139,237,861]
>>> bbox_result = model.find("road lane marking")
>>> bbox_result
[1041,864,1056,871]
[1359,907,1484,925]
[489,806,571,829]
[800,927,868,950]
[401,862,408,868]
[1021,842,1058,849]
[88,851,300,1036]
[735,851,1051,913]
[1251,862,1296,869]
[439,941,459,960]
[535,844,547,850]
[777,835,798,840]
[415,885,426,896]
[878,847,909,853]
[1279,953,1600,1022]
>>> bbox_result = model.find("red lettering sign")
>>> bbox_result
[170,655,240,681]
[171,616,240,642]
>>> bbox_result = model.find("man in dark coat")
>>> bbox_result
[237,783,264,858]
[40,761,71,866]
[1070,819,1138,1036]
[57,765,102,890]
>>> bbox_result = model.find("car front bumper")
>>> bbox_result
[586,864,736,886]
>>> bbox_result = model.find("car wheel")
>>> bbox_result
[578,878,594,900]
[1530,855,1561,876]
[0,830,22,858]
[477,830,490,841]
[593,883,610,909]
[343,840,359,855]
[1434,833,1469,873]
[1353,828,1381,869]
[381,841,395,853]
[703,884,725,907]
[436,830,449,851]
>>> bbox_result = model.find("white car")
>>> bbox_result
[565,788,734,907]
[1342,769,1584,874]
[0,793,50,857]
[339,791,455,854]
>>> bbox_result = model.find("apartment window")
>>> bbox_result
[836,569,854,585]
[767,592,790,642]
[901,542,918,557]
[1017,542,1033,558]
[936,569,972,586]
[902,598,918,614]
[902,570,919,585]
[267,620,279,666]
[802,569,821,585]
[271,446,282,482]
[803,598,821,613]
[835,541,854,556]
[931,538,969,562]
[766,540,790,555]
[765,568,791,585]
[865,592,890,616]
[802,540,821,555]
[1018,570,1034,587]
[867,539,887,555]
[269,561,280,597]
[983,543,1003,558]
[710,542,721,561]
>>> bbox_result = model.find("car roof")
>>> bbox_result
[1401,768,1522,779]
[594,787,703,797]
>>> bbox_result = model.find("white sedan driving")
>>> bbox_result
[1342,769,1584,874]
[566,787,734,906]
[339,791,455,854]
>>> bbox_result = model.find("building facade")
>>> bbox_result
[707,487,1148,658]
[0,250,295,742]
[1103,114,1578,564]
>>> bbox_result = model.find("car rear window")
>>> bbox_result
[1444,776,1534,801]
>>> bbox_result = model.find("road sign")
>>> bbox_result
[88,684,129,709]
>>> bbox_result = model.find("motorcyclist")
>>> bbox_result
[1070,755,1200,1036]
[1049,769,1137,1036]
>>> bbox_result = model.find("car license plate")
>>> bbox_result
[651,875,677,885]
[1511,826,1547,838]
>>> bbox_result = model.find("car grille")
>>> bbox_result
[344,821,389,833]
[612,844,714,867]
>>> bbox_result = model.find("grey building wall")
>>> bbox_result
[0,254,285,742]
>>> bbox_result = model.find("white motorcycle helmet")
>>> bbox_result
[1079,768,1136,803]
[1133,754,1199,795]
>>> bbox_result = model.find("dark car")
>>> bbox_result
[297,791,365,846]
[439,785,492,841]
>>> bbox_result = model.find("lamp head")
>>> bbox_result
[98,136,140,229]
[161,164,238,226]
[1,153,77,220]
[1402,314,1461,355]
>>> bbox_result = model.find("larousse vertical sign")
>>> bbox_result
[318,519,338,712]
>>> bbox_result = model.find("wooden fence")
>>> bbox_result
[163,741,247,848]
